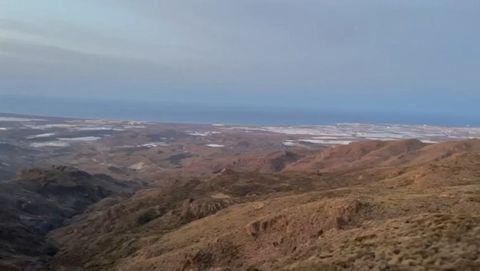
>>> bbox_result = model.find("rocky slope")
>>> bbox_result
[2,139,480,270]
[0,166,138,270]
[45,139,480,270]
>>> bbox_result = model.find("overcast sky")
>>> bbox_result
[1,1,479,116]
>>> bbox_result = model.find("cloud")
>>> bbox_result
[0,0,479,107]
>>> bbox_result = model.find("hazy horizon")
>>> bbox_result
[1,94,480,127]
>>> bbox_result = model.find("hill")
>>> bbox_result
[46,139,480,270]
[2,139,480,270]
[0,166,138,270]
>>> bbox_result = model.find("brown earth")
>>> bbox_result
[1,136,480,270]
[0,166,138,270]
[42,139,480,270]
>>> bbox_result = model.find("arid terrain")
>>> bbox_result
[1,113,480,270]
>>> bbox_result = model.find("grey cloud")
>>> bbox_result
[0,0,479,103]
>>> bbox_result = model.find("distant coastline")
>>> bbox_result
[0,95,478,127]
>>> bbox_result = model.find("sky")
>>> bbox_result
[1,0,480,119]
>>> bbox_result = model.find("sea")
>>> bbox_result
[0,95,478,127]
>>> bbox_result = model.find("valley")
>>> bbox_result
[1,113,480,270]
